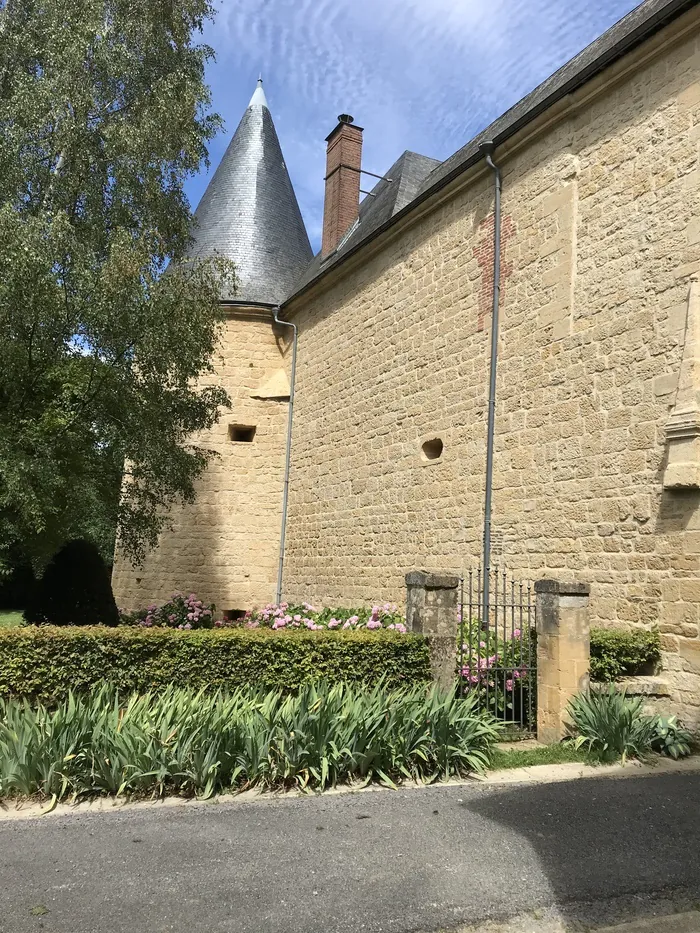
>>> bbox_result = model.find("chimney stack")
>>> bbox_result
[321,114,363,257]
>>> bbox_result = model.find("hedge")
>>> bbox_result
[589,628,661,682]
[0,626,432,703]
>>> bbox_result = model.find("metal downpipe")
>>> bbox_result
[272,307,298,605]
[479,140,501,631]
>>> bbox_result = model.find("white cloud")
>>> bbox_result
[192,0,639,251]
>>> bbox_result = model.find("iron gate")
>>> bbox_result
[458,568,537,736]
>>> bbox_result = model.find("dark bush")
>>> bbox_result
[23,540,118,628]
[0,556,35,611]
[0,626,433,703]
[589,627,661,682]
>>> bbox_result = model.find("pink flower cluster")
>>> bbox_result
[230,601,408,633]
[460,660,527,690]
[135,593,214,630]
[177,593,212,630]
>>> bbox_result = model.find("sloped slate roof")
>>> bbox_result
[188,81,312,305]
[292,150,440,294]
[285,0,697,306]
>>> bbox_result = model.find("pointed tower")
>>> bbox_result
[113,80,312,616]
[187,78,312,305]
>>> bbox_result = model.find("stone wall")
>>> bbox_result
[112,312,290,615]
[282,12,700,724]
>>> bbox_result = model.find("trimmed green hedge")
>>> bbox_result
[590,628,661,682]
[0,626,432,703]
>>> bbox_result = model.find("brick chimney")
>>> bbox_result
[321,114,363,257]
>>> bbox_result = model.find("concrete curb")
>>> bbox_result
[475,754,700,786]
[2,755,699,823]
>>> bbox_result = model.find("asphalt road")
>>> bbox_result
[1,773,699,933]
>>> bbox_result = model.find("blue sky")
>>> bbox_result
[188,0,640,253]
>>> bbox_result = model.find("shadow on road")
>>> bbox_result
[462,771,700,927]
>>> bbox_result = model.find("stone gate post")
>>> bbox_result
[535,579,591,744]
[405,571,460,687]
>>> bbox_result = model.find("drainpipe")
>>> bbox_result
[479,140,501,632]
[272,307,298,605]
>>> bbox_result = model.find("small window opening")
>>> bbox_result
[421,438,443,462]
[229,424,256,443]
[223,609,247,622]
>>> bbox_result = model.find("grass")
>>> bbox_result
[489,743,592,770]
[0,610,22,628]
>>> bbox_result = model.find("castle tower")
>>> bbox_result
[112,79,312,616]
[187,78,312,305]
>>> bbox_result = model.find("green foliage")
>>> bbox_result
[0,626,433,704]
[567,686,692,763]
[568,687,656,763]
[0,681,500,800]
[650,716,693,760]
[0,0,236,571]
[24,539,118,627]
[589,628,661,682]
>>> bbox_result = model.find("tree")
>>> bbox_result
[24,538,119,626]
[0,0,236,573]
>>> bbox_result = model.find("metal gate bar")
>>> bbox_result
[458,567,536,736]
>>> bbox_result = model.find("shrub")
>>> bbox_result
[458,619,536,726]
[0,681,501,800]
[0,626,432,704]
[589,628,661,682]
[650,716,693,760]
[23,540,118,628]
[235,602,407,632]
[119,593,215,630]
[567,686,691,763]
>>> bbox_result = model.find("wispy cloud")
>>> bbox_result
[189,0,639,251]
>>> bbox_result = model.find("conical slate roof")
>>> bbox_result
[187,79,312,305]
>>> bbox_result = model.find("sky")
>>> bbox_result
[187,0,641,253]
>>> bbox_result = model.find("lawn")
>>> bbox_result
[0,610,23,628]
[489,743,591,770]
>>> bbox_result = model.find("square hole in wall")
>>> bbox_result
[229,424,256,443]
[223,609,247,622]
